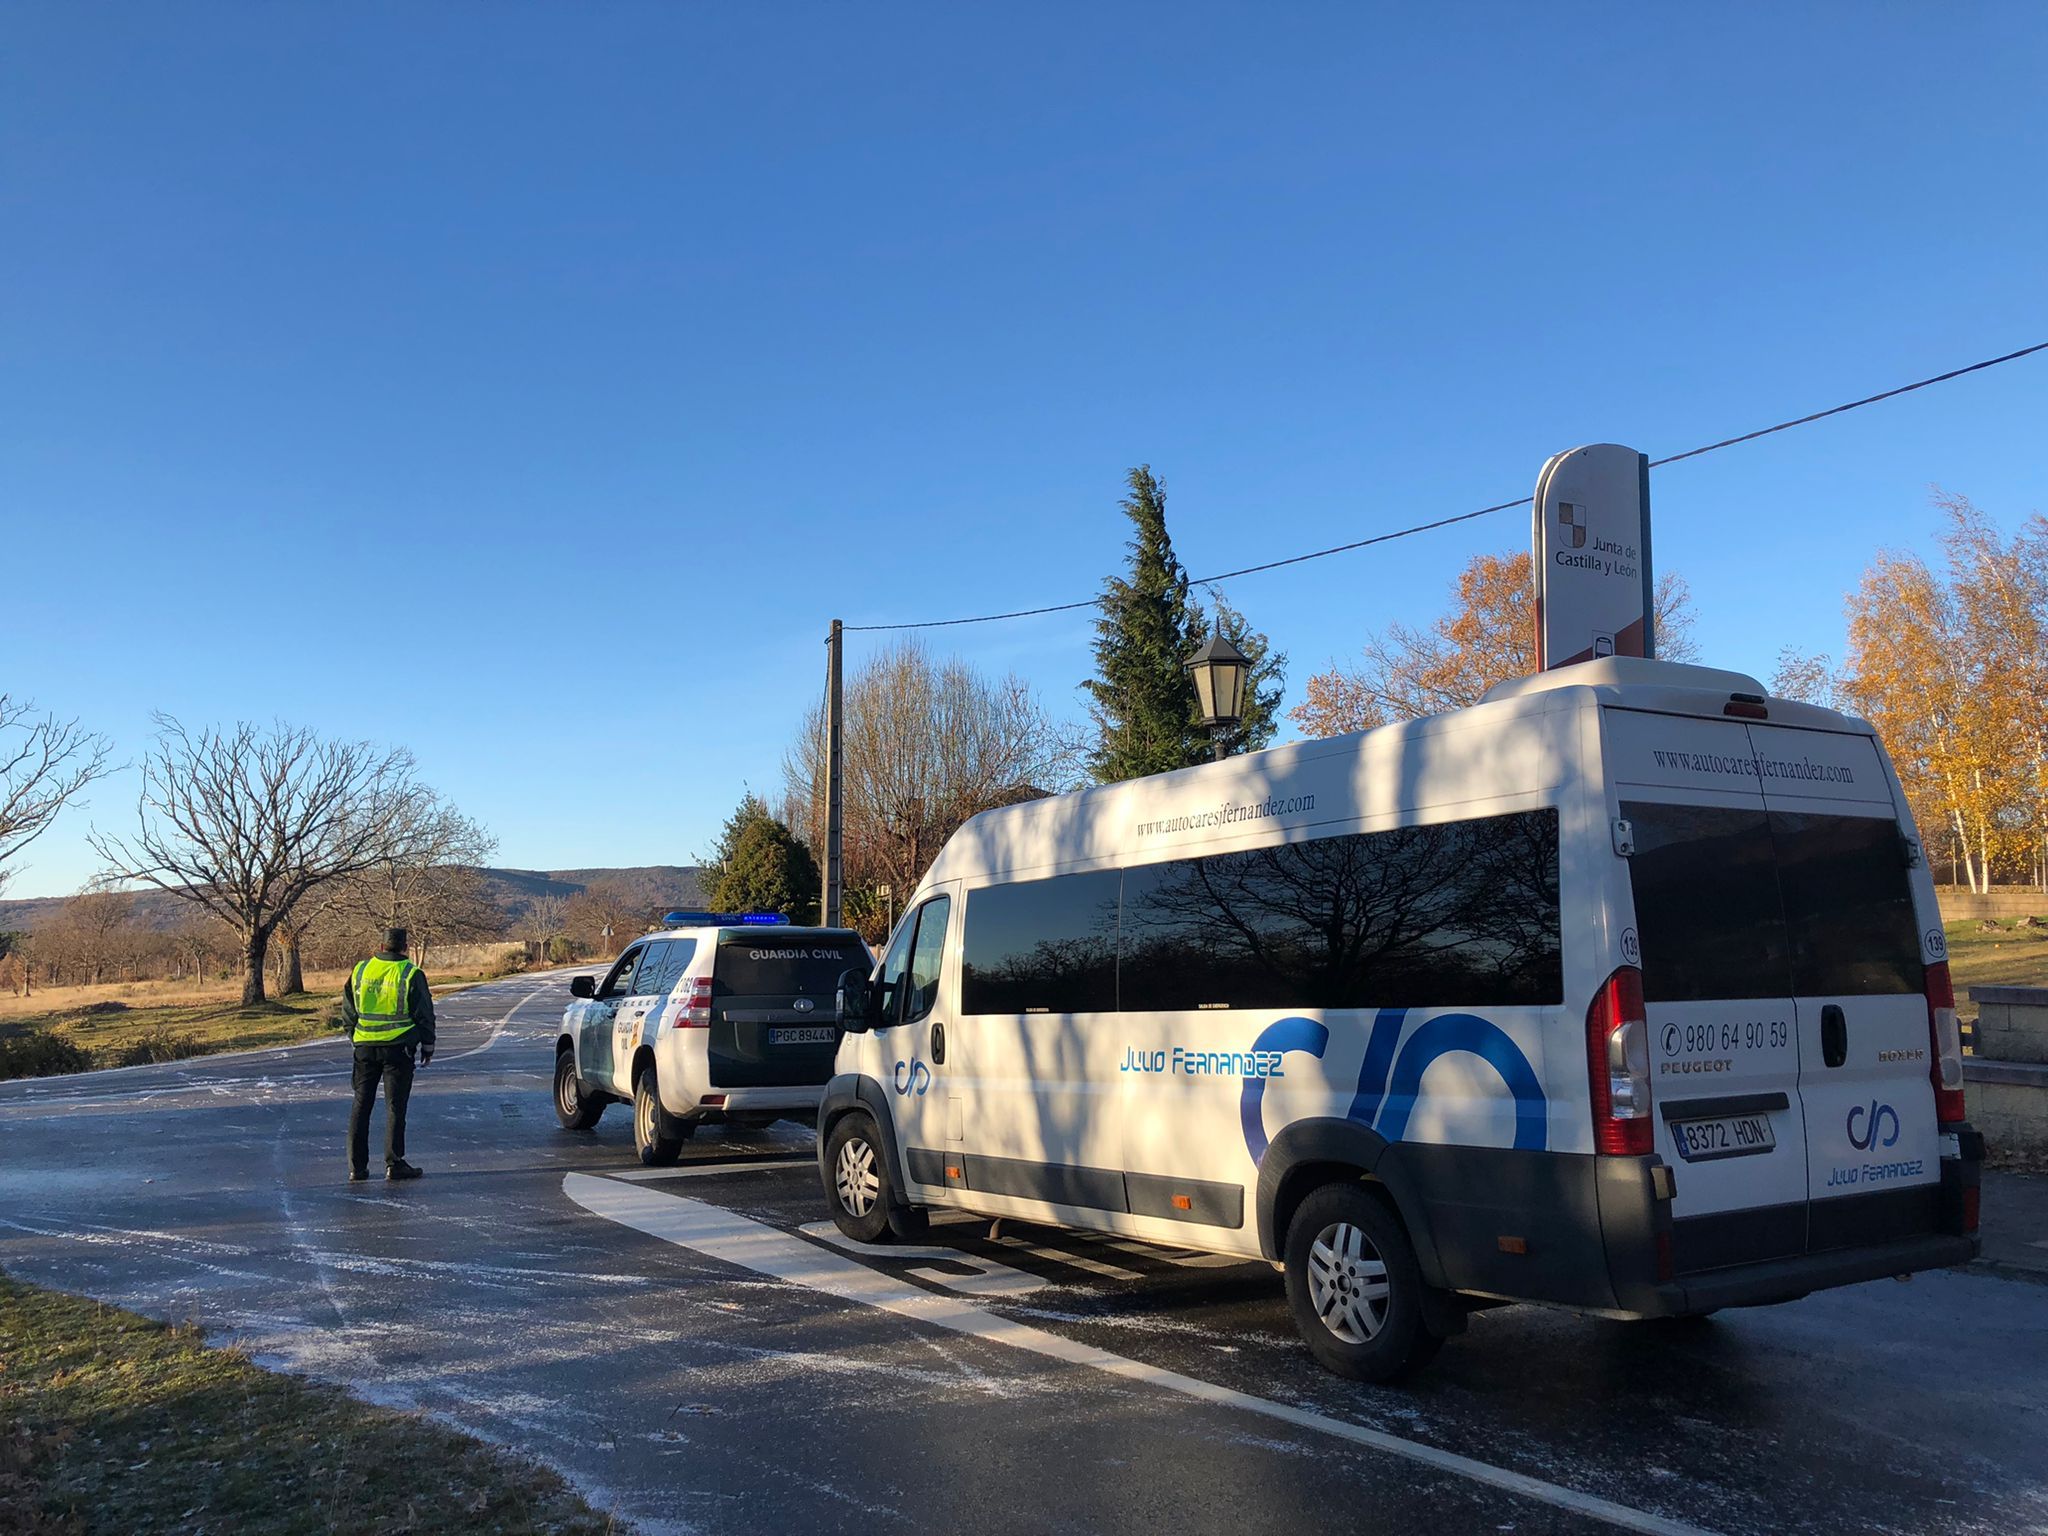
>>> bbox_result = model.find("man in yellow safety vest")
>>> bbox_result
[343,926,436,1182]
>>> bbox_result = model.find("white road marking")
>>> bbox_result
[436,987,550,1063]
[564,1174,1711,1536]
[796,1221,1046,1297]
[994,1236,1143,1283]
[604,1159,813,1182]
[1099,1238,1253,1270]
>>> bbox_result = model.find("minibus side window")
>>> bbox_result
[961,871,1120,1015]
[904,896,952,1024]
[1119,808,1561,1011]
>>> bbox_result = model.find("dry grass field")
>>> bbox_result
[0,966,501,1079]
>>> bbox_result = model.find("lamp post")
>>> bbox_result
[1185,633,1251,762]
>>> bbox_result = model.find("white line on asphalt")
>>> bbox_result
[1099,1238,1252,1269]
[795,1221,1047,1297]
[563,1174,1713,1536]
[603,1159,813,1182]
[993,1235,1144,1283]
[435,986,550,1063]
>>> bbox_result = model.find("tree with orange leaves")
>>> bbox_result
[1291,550,1698,738]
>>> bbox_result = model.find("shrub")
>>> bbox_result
[106,1031,209,1069]
[0,1032,96,1081]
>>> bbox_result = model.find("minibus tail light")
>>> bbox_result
[1588,966,1653,1156]
[1924,961,1965,1123]
[681,976,714,1028]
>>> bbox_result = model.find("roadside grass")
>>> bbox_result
[1945,917,2048,997]
[0,1271,613,1535]
[0,969,506,1081]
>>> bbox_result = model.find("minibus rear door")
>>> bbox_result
[1606,710,1811,1272]
[1742,724,1941,1251]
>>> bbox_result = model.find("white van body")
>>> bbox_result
[820,657,1979,1373]
[555,922,869,1163]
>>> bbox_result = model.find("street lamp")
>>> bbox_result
[1185,633,1251,762]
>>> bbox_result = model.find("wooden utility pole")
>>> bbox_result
[824,618,845,928]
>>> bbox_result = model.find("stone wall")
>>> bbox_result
[1935,887,2048,922]
[1969,986,2048,1065]
[1964,1061,2048,1157]
[1965,986,2048,1156]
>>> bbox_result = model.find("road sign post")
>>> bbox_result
[1531,444,1654,669]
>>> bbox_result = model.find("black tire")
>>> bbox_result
[1283,1181,1443,1382]
[632,1068,691,1166]
[822,1111,900,1244]
[554,1049,604,1131]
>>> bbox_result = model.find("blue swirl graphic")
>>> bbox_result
[1372,1013,1548,1151]
[1237,1016,1329,1162]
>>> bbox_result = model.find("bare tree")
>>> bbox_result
[170,915,228,986]
[783,639,1077,906]
[527,892,568,966]
[565,879,645,957]
[0,696,113,897]
[350,792,501,966]
[42,886,134,986]
[91,717,418,1007]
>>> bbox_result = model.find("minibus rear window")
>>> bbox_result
[1118,809,1562,1011]
[1621,803,1791,1003]
[961,870,1120,1015]
[1621,802,1922,1001]
[1770,811,1923,996]
[713,936,868,998]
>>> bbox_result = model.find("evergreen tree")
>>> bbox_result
[709,815,821,925]
[1084,468,1287,779]
[698,788,771,900]
[1084,467,1207,781]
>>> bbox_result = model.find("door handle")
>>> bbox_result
[1821,1004,1848,1069]
[930,1020,946,1065]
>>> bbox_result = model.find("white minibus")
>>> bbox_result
[819,656,1982,1380]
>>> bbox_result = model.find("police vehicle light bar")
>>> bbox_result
[661,911,789,927]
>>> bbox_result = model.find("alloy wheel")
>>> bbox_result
[835,1137,880,1217]
[1307,1220,1391,1344]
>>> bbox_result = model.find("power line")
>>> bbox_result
[844,340,2048,634]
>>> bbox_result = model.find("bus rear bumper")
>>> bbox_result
[1634,1232,1979,1317]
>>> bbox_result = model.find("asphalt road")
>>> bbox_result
[3,971,2044,1536]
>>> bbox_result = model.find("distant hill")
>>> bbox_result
[0,865,706,937]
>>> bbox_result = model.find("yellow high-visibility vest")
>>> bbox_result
[351,956,419,1043]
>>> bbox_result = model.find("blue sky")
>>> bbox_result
[4,3,2046,900]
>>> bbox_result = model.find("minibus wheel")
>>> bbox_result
[632,1069,691,1166]
[824,1111,898,1244]
[554,1049,604,1131]
[1283,1182,1442,1382]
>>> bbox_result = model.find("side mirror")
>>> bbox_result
[570,975,595,999]
[836,967,875,1033]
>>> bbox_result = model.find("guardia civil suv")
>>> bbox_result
[554,913,870,1165]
